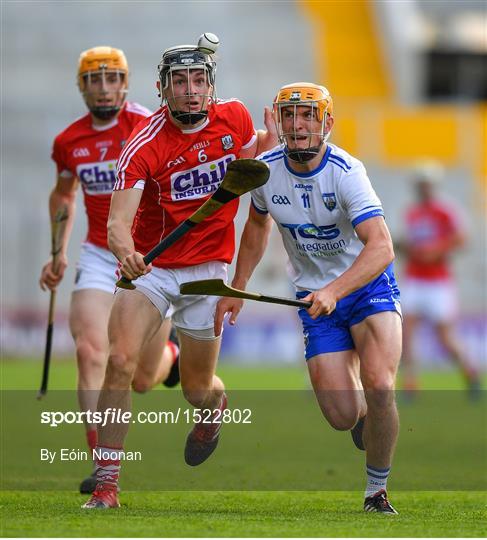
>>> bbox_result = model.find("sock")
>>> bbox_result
[86,429,97,452]
[166,340,179,364]
[365,464,390,498]
[94,446,123,488]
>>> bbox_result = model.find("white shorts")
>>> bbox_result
[74,242,118,294]
[74,242,175,318]
[123,261,227,332]
[401,277,458,322]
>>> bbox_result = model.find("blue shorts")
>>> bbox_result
[297,264,401,359]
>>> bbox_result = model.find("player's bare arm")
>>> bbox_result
[305,216,395,319]
[107,188,152,279]
[39,174,78,291]
[215,205,272,335]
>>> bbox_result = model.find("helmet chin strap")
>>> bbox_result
[286,144,323,163]
[90,106,121,120]
[170,109,208,125]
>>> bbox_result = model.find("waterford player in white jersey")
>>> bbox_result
[215,82,402,514]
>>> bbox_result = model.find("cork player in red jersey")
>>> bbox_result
[399,162,480,396]
[39,47,180,495]
[82,33,277,509]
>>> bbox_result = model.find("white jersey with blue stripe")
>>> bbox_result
[252,143,384,292]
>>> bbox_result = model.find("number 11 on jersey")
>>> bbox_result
[301,193,311,209]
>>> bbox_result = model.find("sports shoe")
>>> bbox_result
[184,393,227,466]
[163,326,180,388]
[79,471,97,494]
[351,416,366,451]
[82,483,120,509]
[364,489,398,514]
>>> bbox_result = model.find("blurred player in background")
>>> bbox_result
[39,46,180,494]
[399,163,480,396]
[82,33,277,509]
[216,82,402,514]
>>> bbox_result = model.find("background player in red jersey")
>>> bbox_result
[39,46,180,494]
[399,162,480,396]
[82,33,277,509]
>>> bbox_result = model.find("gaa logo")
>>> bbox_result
[170,154,236,201]
[73,147,90,158]
[271,194,291,205]
[76,160,117,195]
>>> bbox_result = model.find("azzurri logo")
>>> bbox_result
[294,183,313,192]
[170,154,235,201]
[271,194,291,205]
[76,160,117,195]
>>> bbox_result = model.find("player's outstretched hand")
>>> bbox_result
[264,106,278,138]
[120,252,152,280]
[214,297,244,337]
[255,106,279,151]
[39,256,68,291]
[303,287,337,319]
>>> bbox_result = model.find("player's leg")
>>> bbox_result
[132,318,180,393]
[298,297,367,449]
[171,261,228,466]
[307,350,366,431]
[401,313,420,393]
[70,243,122,493]
[399,278,423,394]
[178,329,227,466]
[435,321,480,394]
[427,279,480,394]
[83,289,163,509]
[178,331,224,406]
[351,310,401,514]
[69,289,112,493]
[70,289,112,424]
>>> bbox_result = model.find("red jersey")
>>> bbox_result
[51,102,151,249]
[404,199,464,279]
[114,99,256,268]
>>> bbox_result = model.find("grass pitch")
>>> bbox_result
[0,358,486,537]
[1,490,486,537]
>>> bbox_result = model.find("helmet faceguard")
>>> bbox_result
[158,35,218,126]
[273,83,333,163]
[78,46,129,121]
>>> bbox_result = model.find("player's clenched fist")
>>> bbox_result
[39,255,68,291]
[214,297,244,337]
[303,287,338,319]
[120,252,152,280]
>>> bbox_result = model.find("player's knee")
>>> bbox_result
[131,376,152,394]
[105,353,137,384]
[75,339,106,374]
[363,369,395,392]
[364,373,396,410]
